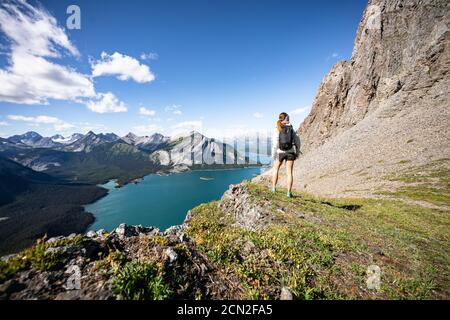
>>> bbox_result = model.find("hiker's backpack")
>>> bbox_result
[279,126,294,151]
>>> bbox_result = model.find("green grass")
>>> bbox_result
[25,239,62,271]
[112,260,172,300]
[186,182,450,299]
[383,159,450,206]
[0,255,26,283]
[389,186,450,206]
[187,198,344,299]
[0,235,86,283]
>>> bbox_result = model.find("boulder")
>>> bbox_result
[164,247,178,264]
[114,223,137,237]
[96,229,107,237]
[46,236,65,244]
[86,231,97,238]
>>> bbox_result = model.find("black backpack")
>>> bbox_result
[279,126,294,151]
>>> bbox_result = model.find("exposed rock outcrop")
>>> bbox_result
[299,0,449,152]
[219,184,273,231]
[0,225,209,300]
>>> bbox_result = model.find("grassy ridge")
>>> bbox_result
[380,158,450,207]
[1,181,448,299]
[186,183,449,299]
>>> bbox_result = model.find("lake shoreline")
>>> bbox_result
[83,166,263,232]
[84,167,263,232]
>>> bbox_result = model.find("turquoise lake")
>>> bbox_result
[86,167,264,231]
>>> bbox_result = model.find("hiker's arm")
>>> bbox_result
[294,132,301,157]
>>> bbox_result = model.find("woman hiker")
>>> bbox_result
[271,112,301,198]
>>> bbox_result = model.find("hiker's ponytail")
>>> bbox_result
[277,112,288,133]
[277,120,283,133]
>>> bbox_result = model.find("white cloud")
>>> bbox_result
[0,54,95,104]
[0,121,9,126]
[54,122,76,131]
[327,52,340,61]
[9,115,55,124]
[139,107,156,116]
[0,0,95,104]
[0,2,152,110]
[7,114,75,131]
[165,104,179,111]
[290,107,309,115]
[172,121,202,130]
[140,52,159,60]
[74,122,108,133]
[0,0,79,58]
[6,116,107,134]
[91,51,155,83]
[86,92,127,114]
[132,124,161,136]
[165,104,183,115]
[218,124,270,139]
[253,112,263,119]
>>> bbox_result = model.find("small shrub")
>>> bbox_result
[113,260,172,300]
[24,238,61,271]
[109,250,128,272]
[53,235,86,247]
[0,235,86,282]
[0,256,26,283]
[147,236,170,247]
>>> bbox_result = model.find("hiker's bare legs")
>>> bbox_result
[272,159,282,189]
[286,160,294,193]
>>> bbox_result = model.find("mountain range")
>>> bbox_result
[0,130,248,184]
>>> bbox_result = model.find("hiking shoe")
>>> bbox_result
[271,187,276,193]
[287,192,293,198]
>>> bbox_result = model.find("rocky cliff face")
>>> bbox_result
[299,0,449,152]
[261,0,450,197]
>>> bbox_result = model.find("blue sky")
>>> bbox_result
[0,0,367,138]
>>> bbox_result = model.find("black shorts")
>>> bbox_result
[278,152,296,162]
